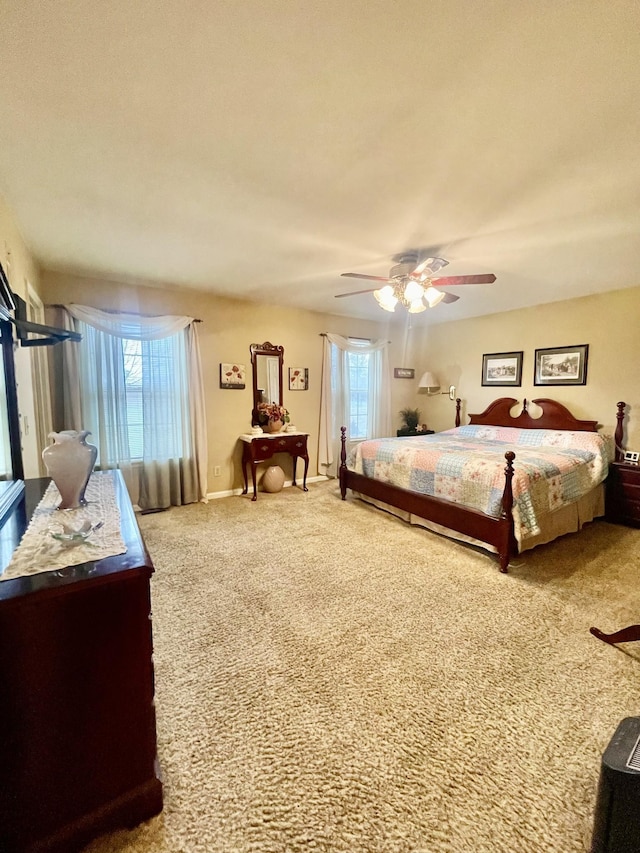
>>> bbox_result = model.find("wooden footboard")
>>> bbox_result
[338,427,517,572]
[338,398,625,573]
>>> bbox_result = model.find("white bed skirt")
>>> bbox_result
[352,484,605,555]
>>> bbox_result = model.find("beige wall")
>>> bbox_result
[0,193,40,299]
[407,287,640,452]
[40,272,640,494]
[41,270,414,493]
[7,174,638,490]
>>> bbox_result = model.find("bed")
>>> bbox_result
[339,397,626,572]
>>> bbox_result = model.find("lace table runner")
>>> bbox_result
[1,471,127,581]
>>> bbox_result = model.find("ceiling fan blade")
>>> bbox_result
[431,273,496,286]
[441,292,460,303]
[340,272,392,283]
[335,287,378,298]
[413,256,449,277]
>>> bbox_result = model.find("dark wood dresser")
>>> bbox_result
[0,473,162,853]
[605,461,640,527]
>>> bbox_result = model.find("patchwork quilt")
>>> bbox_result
[349,425,614,543]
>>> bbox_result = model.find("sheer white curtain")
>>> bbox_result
[56,305,207,511]
[318,333,391,476]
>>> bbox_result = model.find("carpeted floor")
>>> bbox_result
[85,481,640,853]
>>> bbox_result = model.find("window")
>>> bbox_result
[330,337,375,441]
[123,338,143,459]
[78,321,191,468]
[122,336,188,461]
[319,332,391,473]
[60,305,206,510]
[347,346,371,440]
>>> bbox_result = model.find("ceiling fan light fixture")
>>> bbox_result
[403,280,424,302]
[374,286,397,312]
[338,255,495,314]
[424,286,445,308]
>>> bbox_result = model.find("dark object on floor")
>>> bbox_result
[590,625,640,645]
[591,717,640,853]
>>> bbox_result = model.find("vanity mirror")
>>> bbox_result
[250,342,284,425]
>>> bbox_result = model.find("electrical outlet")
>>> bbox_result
[214,465,221,476]
[623,450,639,464]
[448,385,456,400]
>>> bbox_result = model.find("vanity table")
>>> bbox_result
[0,472,162,853]
[243,341,309,501]
[240,431,309,500]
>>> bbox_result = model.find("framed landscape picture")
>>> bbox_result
[534,344,589,386]
[481,351,523,386]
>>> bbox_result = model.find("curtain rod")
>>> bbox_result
[319,332,390,343]
[47,303,202,322]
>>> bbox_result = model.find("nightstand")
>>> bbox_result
[396,428,435,437]
[605,461,640,527]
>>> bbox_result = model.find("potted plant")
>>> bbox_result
[399,407,421,432]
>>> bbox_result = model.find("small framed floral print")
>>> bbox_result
[220,363,246,389]
[288,367,308,391]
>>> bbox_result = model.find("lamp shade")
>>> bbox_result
[418,371,440,390]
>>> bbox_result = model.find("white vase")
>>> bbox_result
[42,430,98,510]
[261,465,285,493]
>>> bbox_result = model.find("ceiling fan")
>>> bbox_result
[335,253,496,313]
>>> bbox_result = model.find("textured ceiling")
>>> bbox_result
[1,1,639,324]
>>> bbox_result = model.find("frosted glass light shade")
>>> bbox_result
[407,300,426,313]
[424,287,445,308]
[403,280,424,302]
[374,286,397,312]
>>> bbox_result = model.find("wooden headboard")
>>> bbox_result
[467,397,599,431]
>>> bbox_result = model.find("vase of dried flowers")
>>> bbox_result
[264,419,283,434]
[256,402,289,434]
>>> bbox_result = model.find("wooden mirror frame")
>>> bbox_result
[250,342,284,426]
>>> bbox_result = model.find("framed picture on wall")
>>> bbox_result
[534,344,589,386]
[220,363,246,389]
[481,351,523,386]
[289,367,308,390]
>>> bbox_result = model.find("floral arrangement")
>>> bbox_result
[257,402,290,424]
[399,407,421,430]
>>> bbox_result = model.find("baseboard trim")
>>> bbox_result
[206,474,328,501]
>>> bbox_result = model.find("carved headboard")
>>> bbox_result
[467,397,599,431]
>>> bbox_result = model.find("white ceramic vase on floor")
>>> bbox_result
[261,465,285,493]
[42,430,98,509]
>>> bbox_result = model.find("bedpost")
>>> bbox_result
[339,426,348,499]
[455,398,461,428]
[615,401,626,462]
[497,450,516,573]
